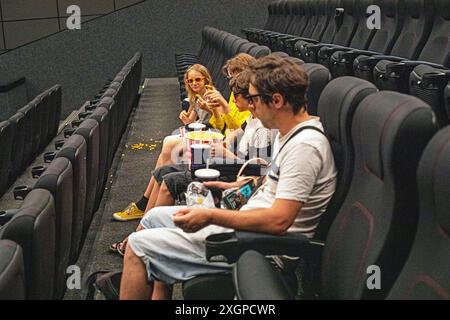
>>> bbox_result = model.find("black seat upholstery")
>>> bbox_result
[33,157,73,299]
[7,112,25,184]
[55,135,87,263]
[232,91,438,300]
[0,120,14,197]
[317,0,376,69]
[0,240,26,300]
[354,0,433,83]
[0,189,55,299]
[182,76,377,300]
[88,104,111,211]
[387,126,450,300]
[74,119,100,236]
[330,0,405,77]
[314,77,378,240]
[301,63,331,116]
[373,0,450,92]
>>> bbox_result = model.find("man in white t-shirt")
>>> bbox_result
[119,55,337,300]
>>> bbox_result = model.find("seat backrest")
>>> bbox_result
[55,134,87,264]
[292,0,310,36]
[48,85,62,142]
[239,42,258,54]
[74,119,100,236]
[387,126,450,300]
[416,0,450,67]
[272,1,290,33]
[301,63,332,116]
[264,2,277,31]
[366,0,405,54]
[88,105,111,211]
[446,81,450,122]
[389,0,433,59]
[301,0,321,39]
[96,97,115,167]
[0,189,55,299]
[345,0,377,50]
[33,157,73,299]
[7,112,24,184]
[0,121,13,197]
[17,104,34,168]
[310,0,332,42]
[408,65,449,128]
[248,45,271,58]
[319,0,342,44]
[321,91,438,299]
[330,0,359,47]
[315,77,378,241]
[0,240,25,300]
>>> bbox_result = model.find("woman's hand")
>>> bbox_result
[196,96,213,114]
[205,90,230,114]
[179,111,193,125]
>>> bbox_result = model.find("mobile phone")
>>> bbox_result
[222,179,255,210]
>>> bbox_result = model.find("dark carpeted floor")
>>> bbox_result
[65,78,183,299]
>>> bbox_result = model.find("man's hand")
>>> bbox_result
[211,142,236,159]
[203,180,241,190]
[173,207,213,233]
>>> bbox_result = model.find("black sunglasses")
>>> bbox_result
[245,93,270,104]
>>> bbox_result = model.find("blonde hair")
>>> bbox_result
[184,64,213,105]
[222,53,256,76]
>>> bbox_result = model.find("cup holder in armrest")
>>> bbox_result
[64,128,76,138]
[31,165,46,178]
[71,119,83,128]
[90,99,100,105]
[205,232,238,263]
[85,104,97,112]
[78,111,92,120]
[44,151,56,163]
[13,186,32,200]
[55,139,65,150]
[0,210,19,226]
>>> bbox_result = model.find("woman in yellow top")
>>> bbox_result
[206,53,256,136]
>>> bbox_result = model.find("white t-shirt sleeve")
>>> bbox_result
[275,143,323,203]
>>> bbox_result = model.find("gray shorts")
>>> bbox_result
[127,206,233,284]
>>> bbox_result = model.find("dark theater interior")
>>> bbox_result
[0,0,448,303]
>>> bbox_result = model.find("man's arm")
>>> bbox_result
[173,198,302,235]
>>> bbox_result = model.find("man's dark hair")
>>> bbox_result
[229,69,252,96]
[249,54,309,114]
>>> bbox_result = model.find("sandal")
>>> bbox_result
[109,239,127,256]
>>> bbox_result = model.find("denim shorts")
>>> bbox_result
[127,206,233,284]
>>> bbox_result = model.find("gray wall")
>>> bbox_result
[0,0,271,118]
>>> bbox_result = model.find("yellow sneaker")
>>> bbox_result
[112,203,144,221]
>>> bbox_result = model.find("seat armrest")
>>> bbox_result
[206,231,324,264]
[319,44,348,56]
[340,49,379,62]
[233,250,295,300]
[191,161,267,178]
[386,61,446,76]
[421,70,450,87]
[356,55,404,70]
[0,209,19,226]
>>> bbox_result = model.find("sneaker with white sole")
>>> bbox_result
[112,203,144,221]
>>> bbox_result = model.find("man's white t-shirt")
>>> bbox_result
[241,117,337,237]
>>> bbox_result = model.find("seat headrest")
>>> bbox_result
[318,77,377,145]
[380,0,398,18]
[353,91,438,180]
[405,0,428,19]
[435,0,450,20]
[417,126,450,237]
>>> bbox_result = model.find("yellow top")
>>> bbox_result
[209,92,251,137]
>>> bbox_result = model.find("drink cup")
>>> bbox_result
[190,144,211,166]
[194,168,220,182]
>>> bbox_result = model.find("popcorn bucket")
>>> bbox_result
[184,130,224,167]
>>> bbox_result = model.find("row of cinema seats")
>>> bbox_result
[0,85,61,198]
[174,25,449,299]
[175,27,331,116]
[0,52,143,300]
[196,77,450,300]
[243,0,450,128]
